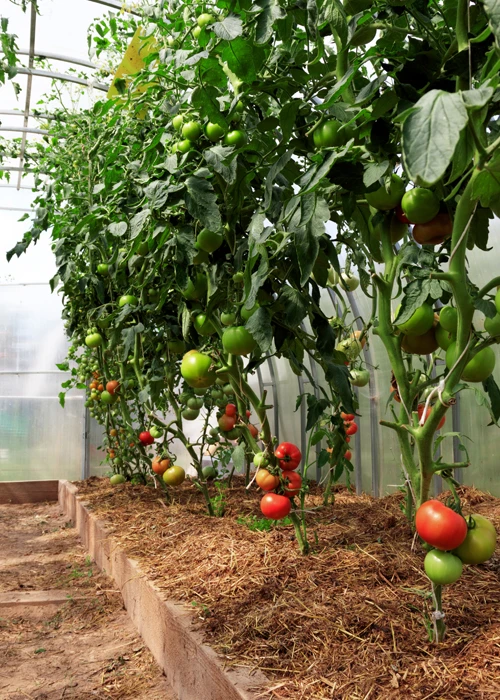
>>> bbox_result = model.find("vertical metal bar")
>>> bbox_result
[266,357,280,444]
[452,393,463,483]
[297,374,307,477]
[82,405,91,480]
[16,1,37,190]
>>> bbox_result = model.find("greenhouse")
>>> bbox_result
[1,0,499,697]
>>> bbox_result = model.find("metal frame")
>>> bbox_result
[88,0,141,14]
[0,126,49,135]
[14,66,109,92]
[16,48,97,70]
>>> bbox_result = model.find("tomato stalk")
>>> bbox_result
[430,584,446,643]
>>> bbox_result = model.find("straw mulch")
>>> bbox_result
[76,478,500,699]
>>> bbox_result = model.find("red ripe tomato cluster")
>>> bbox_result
[341,412,358,437]
[218,403,258,438]
[259,442,303,520]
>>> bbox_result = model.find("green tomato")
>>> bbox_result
[222,383,234,396]
[150,426,163,439]
[221,312,236,326]
[181,350,216,388]
[100,391,117,405]
[182,407,200,421]
[193,248,210,265]
[350,24,377,47]
[396,303,434,336]
[187,396,204,410]
[453,514,496,565]
[224,130,247,148]
[241,302,259,321]
[372,213,408,244]
[439,306,458,333]
[337,338,363,361]
[167,36,180,49]
[424,550,463,585]
[349,369,370,387]
[118,295,139,308]
[163,465,186,486]
[446,342,496,382]
[327,267,340,287]
[177,139,192,154]
[97,263,109,275]
[484,313,500,339]
[194,313,216,336]
[435,324,455,350]
[253,452,270,468]
[182,273,207,301]
[202,465,217,480]
[222,326,257,356]
[167,339,186,354]
[313,120,344,149]
[196,228,223,253]
[197,12,214,27]
[193,386,208,396]
[137,241,149,256]
[401,188,440,225]
[182,120,202,141]
[193,25,202,40]
[85,333,103,349]
[205,122,225,141]
[232,271,245,285]
[340,273,359,292]
[110,474,126,485]
[495,288,500,315]
[172,114,184,131]
[365,174,405,211]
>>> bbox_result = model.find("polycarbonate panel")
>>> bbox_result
[89,415,108,478]
[0,284,68,371]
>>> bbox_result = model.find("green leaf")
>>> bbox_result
[58,392,66,408]
[402,90,469,186]
[324,361,354,414]
[192,85,227,127]
[185,176,222,231]
[279,287,308,326]
[468,207,491,251]
[56,362,69,371]
[311,429,327,446]
[372,89,398,119]
[130,209,150,240]
[318,448,330,470]
[204,145,237,185]
[483,374,500,422]
[471,166,500,209]
[221,37,262,82]
[264,150,294,210]
[144,181,169,209]
[255,0,287,45]
[279,99,301,143]
[482,0,500,47]
[306,394,330,431]
[395,279,431,325]
[121,323,144,361]
[295,226,320,286]
[245,307,273,352]
[320,0,348,48]
[448,127,474,183]
[461,84,494,110]
[363,161,390,189]
[472,297,496,318]
[213,15,244,40]
[108,222,128,237]
[232,443,246,471]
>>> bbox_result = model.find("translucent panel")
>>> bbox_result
[0,284,68,371]
[0,379,83,482]
[89,415,107,477]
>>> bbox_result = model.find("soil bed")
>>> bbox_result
[0,501,175,700]
[75,477,500,699]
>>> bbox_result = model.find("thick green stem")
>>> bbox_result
[290,510,309,555]
[431,584,446,642]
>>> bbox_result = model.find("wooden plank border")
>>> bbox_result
[0,480,59,504]
[58,480,267,700]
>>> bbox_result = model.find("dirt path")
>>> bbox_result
[0,502,176,700]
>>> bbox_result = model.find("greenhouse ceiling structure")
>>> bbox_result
[2,0,500,696]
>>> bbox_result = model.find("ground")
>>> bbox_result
[0,501,175,700]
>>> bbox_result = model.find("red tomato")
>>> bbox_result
[417,404,446,430]
[139,431,154,446]
[416,500,467,551]
[341,412,355,421]
[106,380,120,395]
[282,471,302,497]
[152,456,170,475]
[225,403,237,417]
[275,442,302,471]
[218,414,235,432]
[345,422,358,436]
[246,409,251,418]
[260,493,292,520]
[345,436,351,443]
[344,450,352,460]
[395,204,410,224]
[255,469,279,491]
[248,423,259,438]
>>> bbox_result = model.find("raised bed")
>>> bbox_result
[60,477,500,699]
[0,479,59,504]
[58,479,267,700]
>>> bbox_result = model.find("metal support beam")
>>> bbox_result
[0,110,64,120]
[0,206,34,212]
[16,48,97,70]
[88,0,141,14]
[0,126,49,135]
[14,66,109,92]
[16,0,37,190]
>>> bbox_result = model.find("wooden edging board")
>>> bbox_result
[58,480,267,700]
[0,480,59,504]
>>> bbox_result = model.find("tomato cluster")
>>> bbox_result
[416,501,496,586]
[256,442,303,520]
